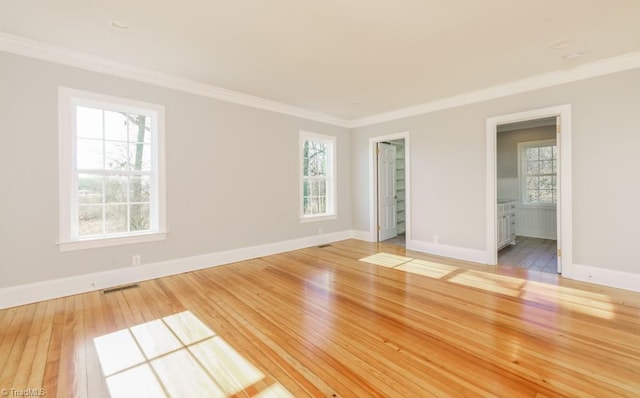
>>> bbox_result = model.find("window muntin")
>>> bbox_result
[59,88,166,250]
[300,132,336,221]
[519,140,557,205]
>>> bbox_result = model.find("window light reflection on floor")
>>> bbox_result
[94,310,294,397]
[359,252,413,267]
[359,252,615,320]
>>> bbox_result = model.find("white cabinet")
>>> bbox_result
[497,200,516,250]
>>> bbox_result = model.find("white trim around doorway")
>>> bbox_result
[486,105,573,278]
[369,132,411,244]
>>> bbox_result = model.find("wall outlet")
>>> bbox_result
[132,255,141,266]
[433,235,439,244]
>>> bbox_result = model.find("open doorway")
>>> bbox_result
[377,140,406,246]
[486,104,573,278]
[369,132,411,248]
[496,118,558,273]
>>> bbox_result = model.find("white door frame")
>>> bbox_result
[369,131,411,243]
[486,105,573,278]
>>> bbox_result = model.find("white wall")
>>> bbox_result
[351,67,640,280]
[0,52,351,288]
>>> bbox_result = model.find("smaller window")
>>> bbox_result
[300,132,336,222]
[518,139,557,205]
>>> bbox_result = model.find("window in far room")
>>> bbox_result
[299,131,336,222]
[519,139,557,205]
[58,88,166,251]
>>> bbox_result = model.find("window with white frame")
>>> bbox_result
[59,88,166,251]
[519,139,557,205]
[300,132,336,221]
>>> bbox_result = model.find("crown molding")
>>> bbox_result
[348,51,640,128]
[0,32,350,128]
[2,32,640,129]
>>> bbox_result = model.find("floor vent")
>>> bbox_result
[102,283,140,294]
[317,244,332,248]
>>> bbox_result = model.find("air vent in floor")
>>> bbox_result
[102,283,140,294]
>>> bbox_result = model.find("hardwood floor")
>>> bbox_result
[380,232,406,247]
[1,239,640,397]
[499,236,558,273]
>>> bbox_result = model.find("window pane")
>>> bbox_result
[130,176,150,202]
[130,204,150,231]
[128,114,150,143]
[303,179,310,197]
[539,176,553,190]
[318,197,326,214]
[527,176,539,190]
[527,190,539,203]
[105,205,128,234]
[77,107,103,139]
[77,139,104,170]
[105,141,130,170]
[105,176,128,203]
[526,147,539,161]
[79,205,103,236]
[540,160,553,174]
[539,190,554,203]
[305,140,327,177]
[104,111,129,142]
[540,146,553,160]
[527,161,539,175]
[306,197,318,215]
[78,174,103,204]
[319,180,327,196]
[129,143,151,171]
[310,180,318,196]
[302,196,311,214]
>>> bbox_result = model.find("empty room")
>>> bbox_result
[1,1,640,397]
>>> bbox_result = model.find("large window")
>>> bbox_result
[519,139,557,205]
[300,131,336,222]
[59,88,166,251]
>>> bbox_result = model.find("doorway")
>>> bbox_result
[496,118,558,273]
[486,105,573,278]
[369,132,411,247]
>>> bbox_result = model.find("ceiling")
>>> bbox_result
[1,0,640,121]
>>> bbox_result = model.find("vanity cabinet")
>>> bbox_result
[497,200,516,250]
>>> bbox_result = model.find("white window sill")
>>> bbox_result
[299,214,337,223]
[58,231,168,252]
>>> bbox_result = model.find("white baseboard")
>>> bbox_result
[407,239,488,264]
[0,230,355,309]
[352,229,375,242]
[572,263,640,293]
[517,229,557,240]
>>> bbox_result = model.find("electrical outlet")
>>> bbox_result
[132,255,141,266]
[433,235,439,244]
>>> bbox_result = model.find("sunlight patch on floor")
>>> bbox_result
[521,281,615,319]
[94,310,292,397]
[396,259,458,279]
[448,270,525,297]
[359,252,413,267]
[359,252,616,320]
